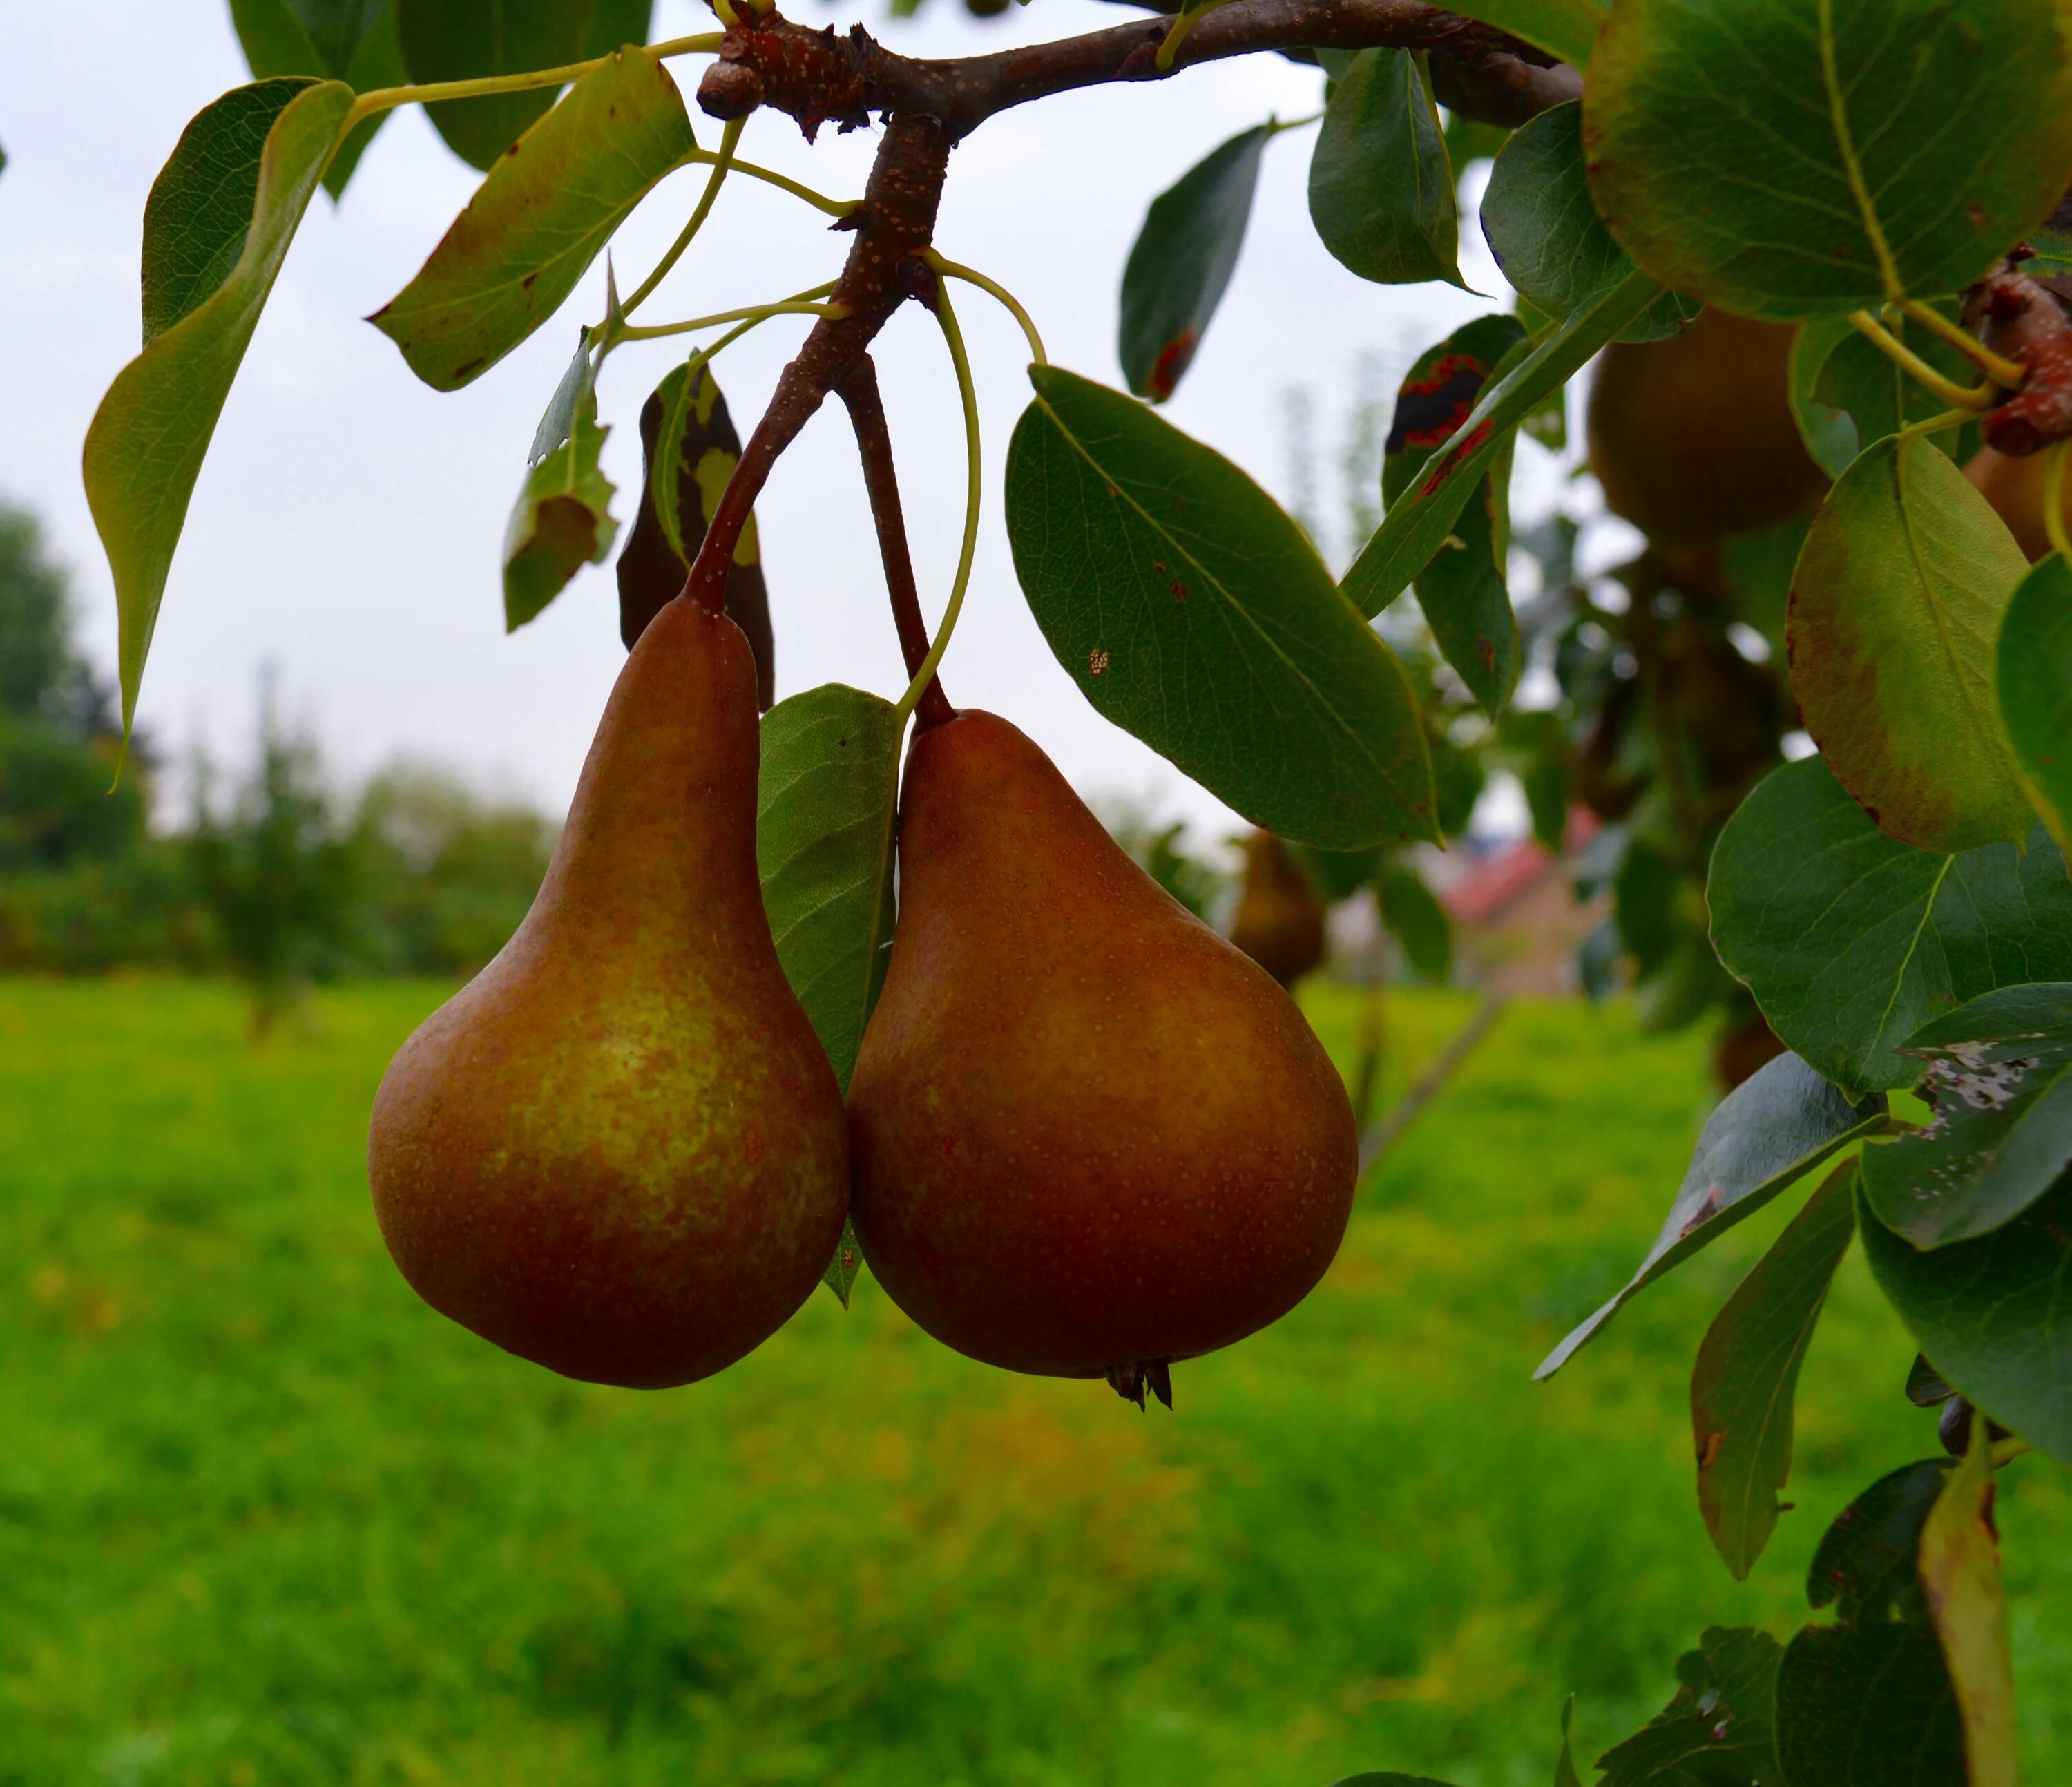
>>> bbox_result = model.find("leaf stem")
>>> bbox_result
[921,251,1047,366]
[345,34,723,128]
[690,149,861,218]
[1156,0,1235,71]
[894,278,981,728]
[615,296,847,343]
[2046,440,2071,563]
[1892,408,1972,446]
[623,118,745,317]
[1900,298,2027,391]
[1849,312,1996,411]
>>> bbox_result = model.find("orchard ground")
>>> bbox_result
[2,979,2066,1786]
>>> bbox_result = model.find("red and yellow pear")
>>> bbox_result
[847,711,1357,1395]
[367,598,848,1388]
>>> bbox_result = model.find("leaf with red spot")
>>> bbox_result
[1342,266,1660,618]
[1382,315,1526,714]
[1117,124,1270,403]
[372,46,697,391]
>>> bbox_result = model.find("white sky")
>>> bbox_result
[0,2,1571,842]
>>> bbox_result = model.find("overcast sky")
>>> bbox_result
[0,2,1579,842]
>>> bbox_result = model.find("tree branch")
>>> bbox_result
[681,111,950,615]
[837,356,956,730]
[696,0,1574,141]
[684,0,1575,624]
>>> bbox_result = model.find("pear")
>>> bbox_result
[1966,442,2062,561]
[1227,829,1327,988]
[1588,309,1825,548]
[367,598,848,1388]
[847,711,1358,1391]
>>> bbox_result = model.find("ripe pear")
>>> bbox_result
[367,598,848,1388]
[1588,309,1825,548]
[1966,442,2062,561]
[1228,829,1327,988]
[847,711,1358,1388]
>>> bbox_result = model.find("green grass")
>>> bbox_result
[0,979,2065,1786]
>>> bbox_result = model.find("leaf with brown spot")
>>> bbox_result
[1789,436,2033,852]
[371,47,696,391]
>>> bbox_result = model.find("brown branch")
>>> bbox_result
[681,111,950,615]
[698,0,1575,140]
[837,356,956,730]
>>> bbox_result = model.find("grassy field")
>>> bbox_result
[1,979,2066,1786]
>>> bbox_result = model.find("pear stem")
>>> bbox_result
[892,274,980,729]
[839,358,955,728]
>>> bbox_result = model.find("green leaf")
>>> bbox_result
[1500,709,1571,854]
[1861,984,2072,1247]
[1439,0,1603,68]
[291,0,388,73]
[502,390,615,629]
[371,48,696,391]
[1382,316,1526,714]
[1860,1167,2072,1466]
[1535,1051,1883,1379]
[617,359,771,698]
[1707,757,2072,1100]
[1341,266,1660,618]
[1307,49,1461,289]
[1787,317,1860,480]
[1996,551,2072,858]
[1583,0,2072,321]
[756,684,901,1312]
[1776,1625,1962,1787]
[754,684,902,1096]
[1807,1458,1948,1622]
[1776,1456,1964,1783]
[231,0,384,79]
[1379,865,1451,982]
[1790,436,2033,853]
[1005,365,1437,850]
[1478,102,1687,343]
[1117,124,1269,401]
[396,0,593,172]
[83,77,352,738]
[583,0,653,54]
[1327,1777,1461,1787]
[1691,1161,1857,1580]
[229,0,325,75]
[140,79,314,345]
[1918,1413,2018,1787]
[1555,1695,1582,1787]
[1595,1627,1781,1786]
[1803,314,1979,468]
[820,1219,863,1309]
[232,4,405,200]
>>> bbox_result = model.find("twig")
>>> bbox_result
[837,357,956,729]
[1357,991,1508,1176]
[696,0,1575,142]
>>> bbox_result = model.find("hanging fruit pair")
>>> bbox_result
[367,605,1357,1397]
